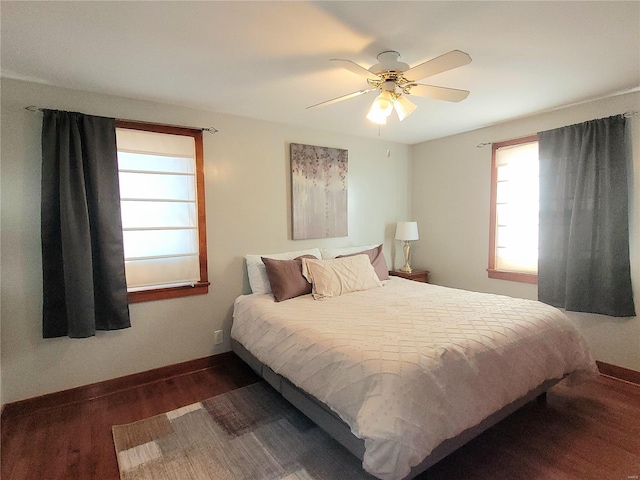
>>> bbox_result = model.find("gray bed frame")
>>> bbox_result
[231,338,559,480]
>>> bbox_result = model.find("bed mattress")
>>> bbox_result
[231,277,597,480]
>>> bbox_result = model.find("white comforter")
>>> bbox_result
[231,278,596,480]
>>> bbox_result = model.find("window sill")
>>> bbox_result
[128,282,210,304]
[487,269,538,284]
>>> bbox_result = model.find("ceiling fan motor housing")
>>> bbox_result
[368,51,410,75]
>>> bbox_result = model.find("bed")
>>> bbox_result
[231,247,597,480]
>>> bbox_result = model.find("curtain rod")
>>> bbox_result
[24,105,219,134]
[476,110,638,148]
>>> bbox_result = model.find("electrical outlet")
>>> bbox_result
[214,330,223,345]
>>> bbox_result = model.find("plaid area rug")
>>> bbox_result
[112,381,374,479]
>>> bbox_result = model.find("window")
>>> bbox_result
[116,121,208,303]
[488,135,538,284]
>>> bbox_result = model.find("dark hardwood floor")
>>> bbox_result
[1,355,260,480]
[2,355,639,480]
[421,374,640,480]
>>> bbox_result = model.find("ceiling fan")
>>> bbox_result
[307,50,472,124]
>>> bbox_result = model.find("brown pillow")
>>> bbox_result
[261,255,317,302]
[337,244,389,280]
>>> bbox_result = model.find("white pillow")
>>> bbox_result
[302,255,382,300]
[246,248,322,294]
[320,244,380,259]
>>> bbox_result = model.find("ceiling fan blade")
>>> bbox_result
[330,59,381,80]
[403,50,471,82]
[306,89,377,109]
[406,84,470,102]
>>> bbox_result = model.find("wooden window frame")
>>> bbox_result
[116,120,209,303]
[488,134,538,285]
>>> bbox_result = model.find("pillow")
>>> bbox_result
[320,244,380,259]
[302,255,382,300]
[246,248,322,294]
[336,244,389,281]
[262,255,316,302]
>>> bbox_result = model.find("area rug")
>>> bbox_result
[112,381,374,479]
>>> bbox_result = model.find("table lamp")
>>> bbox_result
[395,222,419,273]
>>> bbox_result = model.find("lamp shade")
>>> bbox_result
[395,221,419,241]
[393,95,417,121]
[366,91,394,124]
[366,106,388,125]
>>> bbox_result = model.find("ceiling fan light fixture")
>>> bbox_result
[393,94,417,121]
[366,111,388,125]
[376,90,394,113]
[366,91,394,124]
[367,99,393,125]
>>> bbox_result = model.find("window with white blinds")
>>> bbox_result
[116,124,208,300]
[489,136,539,283]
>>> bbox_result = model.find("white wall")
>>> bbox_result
[0,78,411,406]
[410,92,640,371]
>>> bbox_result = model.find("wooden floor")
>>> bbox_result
[2,355,639,480]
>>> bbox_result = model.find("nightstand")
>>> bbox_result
[389,269,429,283]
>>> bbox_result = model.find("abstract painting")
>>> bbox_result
[290,143,348,239]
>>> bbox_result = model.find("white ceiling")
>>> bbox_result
[2,1,639,145]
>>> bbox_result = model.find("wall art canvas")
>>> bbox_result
[291,143,348,240]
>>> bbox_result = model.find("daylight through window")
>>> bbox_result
[116,122,208,302]
[488,136,539,284]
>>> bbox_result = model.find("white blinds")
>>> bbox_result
[495,141,539,274]
[116,128,200,290]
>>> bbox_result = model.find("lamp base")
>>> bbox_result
[401,241,412,273]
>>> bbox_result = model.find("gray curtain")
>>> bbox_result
[41,109,130,338]
[538,115,635,317]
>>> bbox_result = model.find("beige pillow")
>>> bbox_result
[302,255,382,300]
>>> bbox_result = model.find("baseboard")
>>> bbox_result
[1,351,236,420]
[597,361,640,386]
[5,355,636,420]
